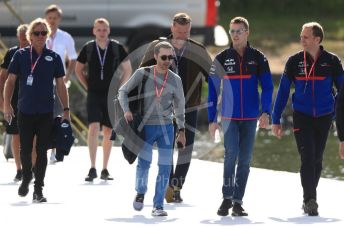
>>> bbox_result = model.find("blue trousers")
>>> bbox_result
[221,119,257,204]
[135,124,174,208]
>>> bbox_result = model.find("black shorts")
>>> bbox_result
[6,107,19,134]
[87,91,112,128]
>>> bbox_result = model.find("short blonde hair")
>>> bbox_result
[230,16,249,31]
[16,24,29,36]
[94,18,110,27]
[173,12,192,25]
[26,18,51,41]
[302,22,324,43]
[45,4,63,16]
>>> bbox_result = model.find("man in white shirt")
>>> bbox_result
[45,4,77,162]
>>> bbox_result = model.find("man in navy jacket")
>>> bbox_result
[208,16,273,217]
[272,22,344,216]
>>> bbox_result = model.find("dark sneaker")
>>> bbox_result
[232,202,248,216]
[133,193,144,211]
[14,170,23,182]
[217,198,233,216]
[55,152,64,162]
[173,190,183,203]
[303,199,319,216]
[152,207,168,217]
[18,178,32,197]
[33,191,47,203]
[165,186,174,203]
[100,169,114,180]
[85,168,97,182]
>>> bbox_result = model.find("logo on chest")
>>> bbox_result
[226,66,235,73]
[224,58,236,66]
[45,56,53,61]
[298,61,306,75]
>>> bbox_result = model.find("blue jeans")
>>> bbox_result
[135,124,174,208]
[221,119,257,204]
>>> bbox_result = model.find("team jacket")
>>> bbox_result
[208,43,273,122]
[272,46,344,124]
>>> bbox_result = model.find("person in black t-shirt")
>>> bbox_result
[0,24,29,182]
[75,18,132,182]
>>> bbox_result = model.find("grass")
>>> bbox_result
[218,3,344,74]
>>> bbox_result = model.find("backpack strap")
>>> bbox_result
[138,67,151,116]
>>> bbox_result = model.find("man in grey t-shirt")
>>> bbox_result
[118,41,185,217]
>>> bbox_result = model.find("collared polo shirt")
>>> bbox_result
[46,28,77,70]
[8,46,65,114]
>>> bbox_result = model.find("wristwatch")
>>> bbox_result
[63,107,70,111]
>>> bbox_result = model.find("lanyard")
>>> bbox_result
[30,46,42,75]
[303,50,320,80]
[47,33,56,50]
[172,44,186,75]
[154,66,168,99]
[96,40,109,80]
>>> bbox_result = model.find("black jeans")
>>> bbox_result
[18,112,53,191]
[293,111,332,202]
[169,110,198,189]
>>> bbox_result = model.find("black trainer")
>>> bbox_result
[18,177,32,197]
[173,191,183,203]
[303,199,319,216]
[14,169,23,182]
[217,198,233,216]
[133,193,144,211]
[85,168,97,182]
[100,169,114,180]
[232,202,248,216]
[33,190,47,203]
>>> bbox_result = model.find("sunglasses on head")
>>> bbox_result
[32,31,48,36]
[160,55,174,61]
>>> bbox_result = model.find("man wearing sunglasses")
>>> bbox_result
[118,41,186,216]
[208,16,273,216]
[3,18,70,203]
[140,12,212,204]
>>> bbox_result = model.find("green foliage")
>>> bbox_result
[253,129,344,180]
[219,0,344,51]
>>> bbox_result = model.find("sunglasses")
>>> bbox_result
[229,29,247,35]
[160,55,174,61]
[32,31,48,36]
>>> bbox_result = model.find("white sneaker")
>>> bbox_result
[151,207,167,217]
[49,150,56,163]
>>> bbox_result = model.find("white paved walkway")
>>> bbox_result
[0,146,343,230]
